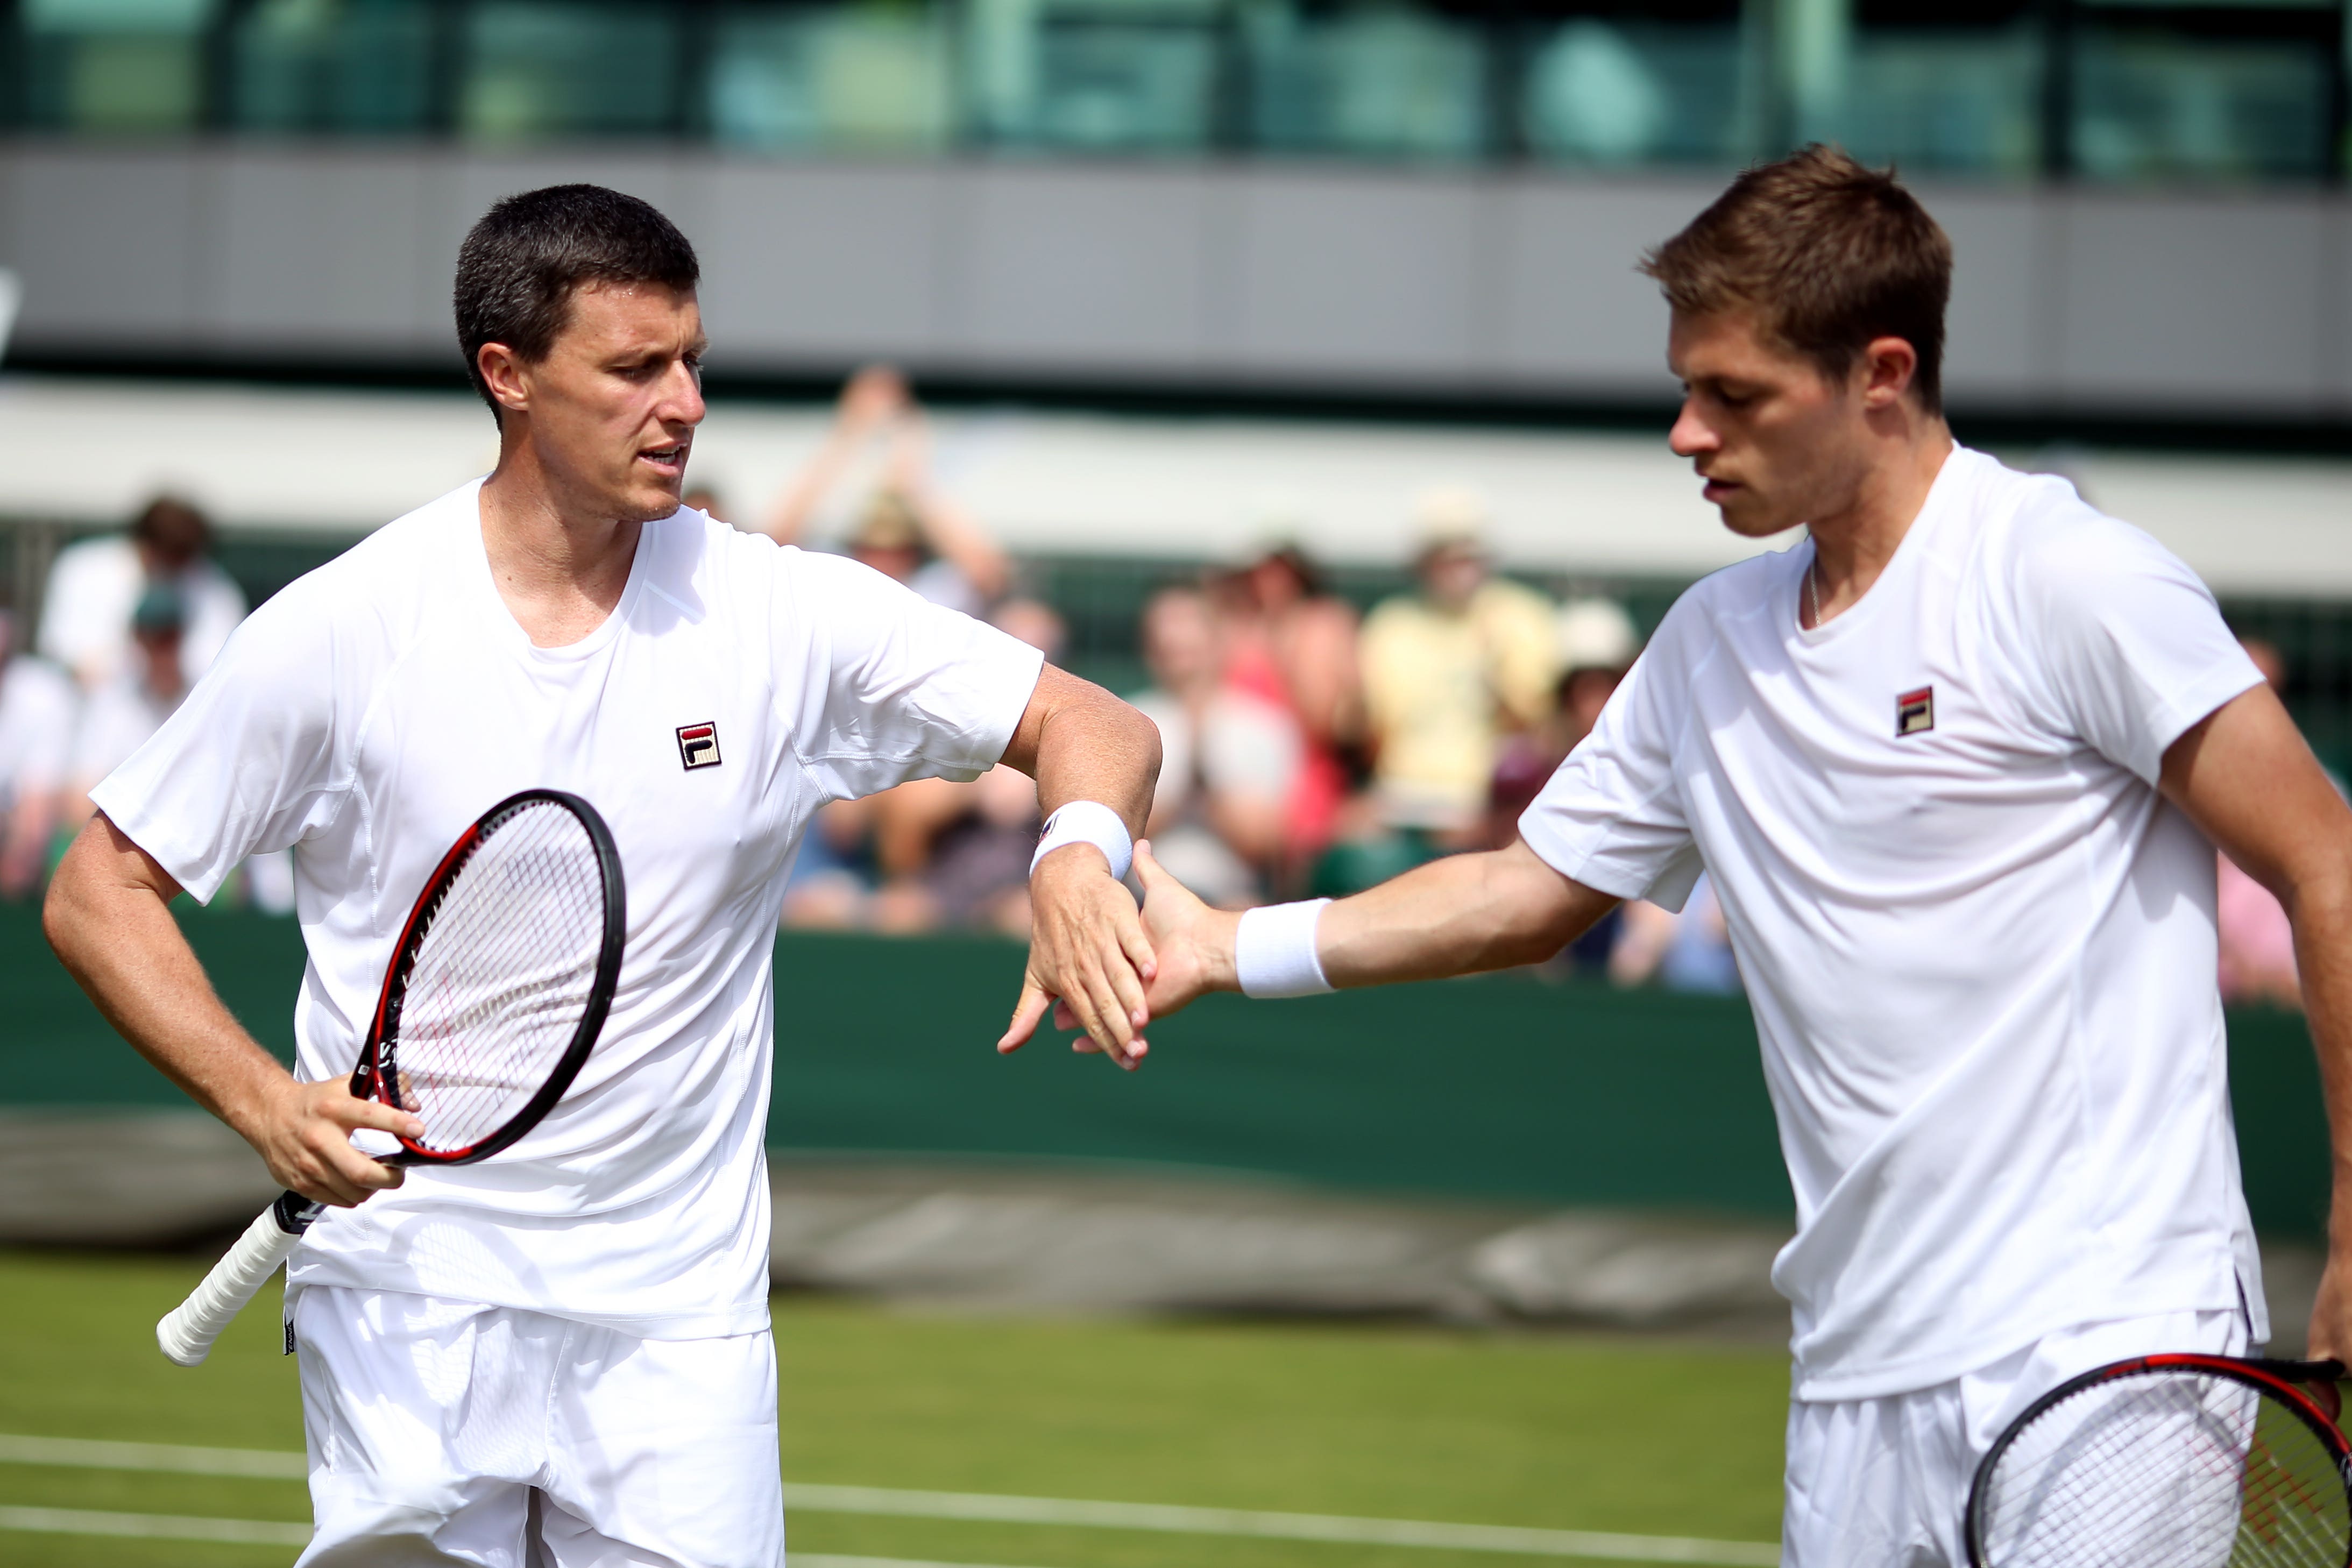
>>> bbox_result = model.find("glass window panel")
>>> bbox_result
[710,3,953,150]
[964,0,1225,151]
[20,0,219,132]
[1838,24,2042,175]
[2072,17,2335,181]
[24,0,214,29]
[460,1,682,139]
[1248,3,1489,160]
[231,0,435,133]
[1522,18,1744,166]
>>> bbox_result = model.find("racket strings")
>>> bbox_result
[386,801,608,1155]
[1977,1370,2349,1567]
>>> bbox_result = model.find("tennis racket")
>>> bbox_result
[1965,1352,2351,1567]
[156,789,625,1367]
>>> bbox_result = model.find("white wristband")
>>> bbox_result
[1235,899,1334,998]
[1030,800,1134,883]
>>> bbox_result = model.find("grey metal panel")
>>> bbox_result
[2326,202,2352,408]
[949,163,1216,371]
[205,150,438,350]
[692,160,948,364]
[1922,186,2046,406]
[1484,178,1708,395]
[0,143,2347,417]
[2053,193,2336,411]
[1227,169,1486,382]
[4,146,205,348]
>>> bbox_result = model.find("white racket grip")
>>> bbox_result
[157,1205,302,1367]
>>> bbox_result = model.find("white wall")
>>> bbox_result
[1,143,2347,418]
[4,377,2344,595]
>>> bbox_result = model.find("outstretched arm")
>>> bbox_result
[44,814,421,1207]
[1134,836,1620,1017]
[994,665,1163,1069]
[888,409,1012,604]
[761,365,906,545]
[2160,685,2352,1366]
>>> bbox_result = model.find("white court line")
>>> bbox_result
[778,1484,1780,1566]
[0,1433,1781,1567]
[0,1431,306,1479]
[0,1503,311,1545]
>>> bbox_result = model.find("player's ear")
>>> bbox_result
[477,342,534,420]
[1859,336,1918,410]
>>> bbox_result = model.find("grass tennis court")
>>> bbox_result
[0,1247,1789,1567]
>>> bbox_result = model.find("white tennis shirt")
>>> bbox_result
[1522,446,2268,1401]
[94,480,1044,1338]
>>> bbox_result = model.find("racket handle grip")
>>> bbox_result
[156,1193,316,1367]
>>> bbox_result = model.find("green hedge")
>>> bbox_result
[1,904,2330,1238]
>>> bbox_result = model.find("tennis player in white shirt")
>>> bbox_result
[1122,146,2352,1565]
[44,185,1161,1567]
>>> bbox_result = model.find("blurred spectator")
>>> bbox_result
[762,365,1009,616]
[1552,598,1641,753]
[777,797,879,931]
[0,607,76,899]
[39,495,246,692]
[1487,597,1642,839]
[1359,489,1557,839]
[2218,855,2299,1009]
[1486,597,1641,971]
[1611,875,1742,994]
[2217,636,2301,1008]
[1218,543,1362,867]
[1130,585,1302,907]
[66,583,191,829]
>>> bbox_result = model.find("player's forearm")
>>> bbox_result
[1318,841,1606,988]
[1020,671,1161,837]
[42,817,295,1143]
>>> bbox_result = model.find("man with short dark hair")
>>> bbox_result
[1124,146,2352,1564]
[47,184,1163,1565]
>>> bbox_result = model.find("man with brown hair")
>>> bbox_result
[1118,145,2352,1562]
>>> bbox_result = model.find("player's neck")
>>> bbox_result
[479,441,646,650]
[1802,420,1954,628]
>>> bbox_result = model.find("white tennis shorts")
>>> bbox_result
[1781,1306,2249,1568]
[289,1286,787,1567]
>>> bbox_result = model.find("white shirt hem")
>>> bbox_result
[1789,1283,2244,1402]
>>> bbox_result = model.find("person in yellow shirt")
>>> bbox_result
[1359,489,1558,838]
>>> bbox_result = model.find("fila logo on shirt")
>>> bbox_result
[1895,686,1935,737]
[676,722,721,770]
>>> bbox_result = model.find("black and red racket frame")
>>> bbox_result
[1964,1351,2352,1568]
[346,787,625,1167]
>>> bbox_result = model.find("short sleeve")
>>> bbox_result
[1517,605,1704,912]
[2013,510,2264,784]
[778,550,1045,801]
[88,585,347,903]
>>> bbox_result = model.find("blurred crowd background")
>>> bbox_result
[0,353,2330,1009]
[0,0,2346,1013]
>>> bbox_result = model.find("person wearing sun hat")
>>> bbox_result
[1357,487,1558,841]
